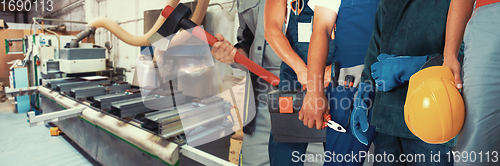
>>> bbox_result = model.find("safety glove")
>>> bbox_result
[370,53,428,91]
[350,82,375,146]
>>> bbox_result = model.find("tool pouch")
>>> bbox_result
[268,90,326,143]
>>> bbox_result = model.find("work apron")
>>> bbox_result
[270,0,335,143]
[324,0,379,165]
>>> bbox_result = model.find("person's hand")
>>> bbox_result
[299,91,329,130]
[324,65,332,88]
[443,56,463,89]
[350,82,374,145]
[211,34,237,64]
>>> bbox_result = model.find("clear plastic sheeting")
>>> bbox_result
[136,54,158,91]
[136,26,253,147]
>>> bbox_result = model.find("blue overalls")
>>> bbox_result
[324,0,379,165]
[277,0,335,91]
[269,0,334,165]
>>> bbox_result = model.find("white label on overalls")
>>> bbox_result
[298,21,313,43]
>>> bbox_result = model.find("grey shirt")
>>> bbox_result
[235,0,281,77]
[236,0,281,166]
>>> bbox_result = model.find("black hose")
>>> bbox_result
[69,27,96,48]
[93,45,105,48]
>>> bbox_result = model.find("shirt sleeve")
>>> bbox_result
[234,24,254,55]
[230,15,255,70]
[307,0,341,13]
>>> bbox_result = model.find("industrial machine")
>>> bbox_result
[5,22,237,166]
[3,3,248,166]
[6,42,238,165]
[6,78,236,165]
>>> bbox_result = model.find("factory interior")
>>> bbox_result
[3,0,499,165]
[0,0,274,165]
[3,0,488,166]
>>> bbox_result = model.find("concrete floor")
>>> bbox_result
[0,101,93,166]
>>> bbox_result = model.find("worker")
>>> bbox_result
[443,0,500,165]
[300,0,379,165]
[210,0,282,165]
[360,0,456,165]
[263,0,336,165]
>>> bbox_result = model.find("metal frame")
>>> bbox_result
[56,80,110,93]
[69,84,131,99]
[27,106,85,126]
[92,92,142,110]
[70,86,106,99]
[44,78,80,90]
[4,86,39,98]
[5,38,25,54]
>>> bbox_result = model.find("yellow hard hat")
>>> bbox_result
[404,66,464,144]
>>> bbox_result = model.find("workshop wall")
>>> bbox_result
[27,0,87,31]
[0,12,27,23]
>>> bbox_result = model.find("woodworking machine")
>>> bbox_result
[6,76,236,166]
[6,43,237,166]
[4,3,244,165]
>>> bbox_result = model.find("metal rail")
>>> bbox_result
[110,92,186,117]
[56,80,110,93]
[27,106,85,126]
[70,86,106,99]
[180,145,236,166]
[5,86,39,98]
[92,92,141,110]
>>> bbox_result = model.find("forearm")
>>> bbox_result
[443,0,474,59]
[307,6,337,92]
[307,30,329,92]
[265,28,306,71]
[264,0,306,72]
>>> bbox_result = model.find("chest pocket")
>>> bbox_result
[294,0,314,43]
[352,0,379,5]
[238,0,259,30]
[297,18,313,43]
